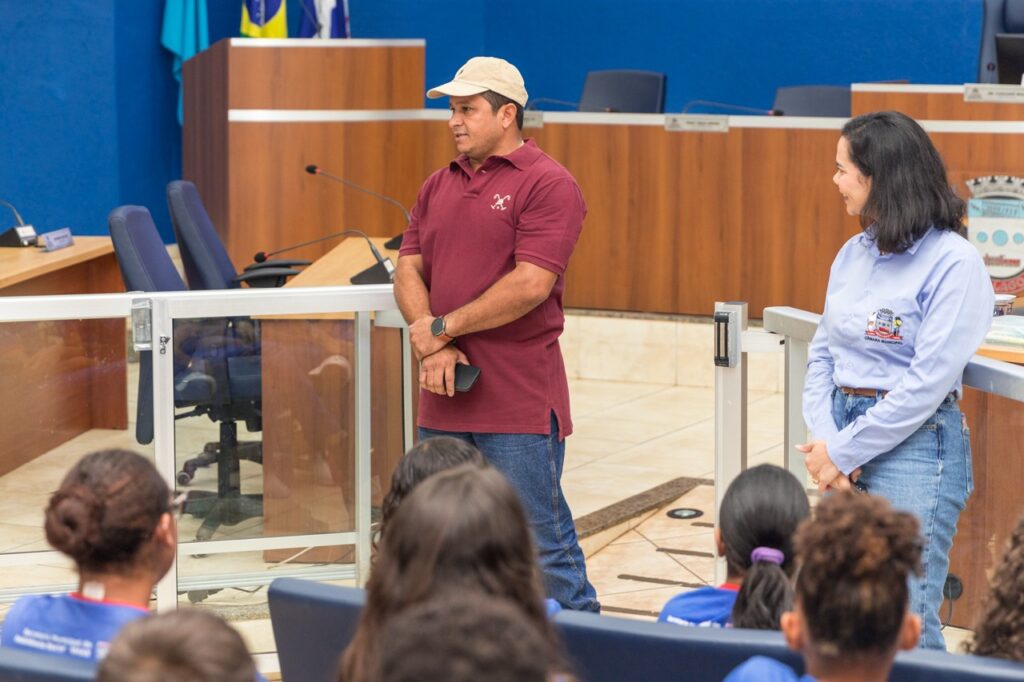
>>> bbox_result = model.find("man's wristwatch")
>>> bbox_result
[430,316,452,340]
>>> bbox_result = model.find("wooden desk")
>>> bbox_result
[260,238,408,561]
[0,237,127,475]
[947,344,1024,628]
[187,102,1024,318]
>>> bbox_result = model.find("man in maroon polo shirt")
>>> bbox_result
[394,57,599,612]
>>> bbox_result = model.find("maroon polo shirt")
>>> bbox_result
[399,138,585,437]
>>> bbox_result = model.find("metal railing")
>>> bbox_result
[714,302,1024,582]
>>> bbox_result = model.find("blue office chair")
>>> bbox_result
[165,180,308,290]
[0,647,95,681]
[772,85,851,117]
[979,0,1024,82]
[108,205,262,541]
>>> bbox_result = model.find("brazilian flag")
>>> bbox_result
[241,0,287,38]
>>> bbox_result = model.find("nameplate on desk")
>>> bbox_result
[523,110,544,129]
[665,114,729,133]
[963,84,1024,104]
[39,228,74,252]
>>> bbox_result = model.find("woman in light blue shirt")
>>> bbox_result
[799,111,994,649]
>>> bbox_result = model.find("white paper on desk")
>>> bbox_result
[985,315,1024,348]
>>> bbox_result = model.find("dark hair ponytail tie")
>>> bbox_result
[750,547,784,565]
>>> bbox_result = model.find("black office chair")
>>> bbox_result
[579,70,667,113]
[979,0,1024,82]
[529,69,667,113]
[108,205,262,541]
[772,85,851,117]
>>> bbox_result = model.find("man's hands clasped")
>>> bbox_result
[411,315,468,398]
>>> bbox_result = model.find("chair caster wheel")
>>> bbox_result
[177,470,193,486]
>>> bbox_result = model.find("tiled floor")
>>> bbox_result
[0,341,975,667]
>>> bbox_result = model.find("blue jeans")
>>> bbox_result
[418,413,601,612]
[832,389,972,649]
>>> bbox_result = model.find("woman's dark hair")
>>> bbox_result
[794,492,921,660]
[341,465,566,681]
[377,436,485,544]
[968,513,1024,661]
[375,595,553,682]
[45,449,170,573]
[722,464,811,629]
[841,110,965,254]
[97,608,256,682]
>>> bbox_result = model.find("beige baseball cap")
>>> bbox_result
[427,57,528,108]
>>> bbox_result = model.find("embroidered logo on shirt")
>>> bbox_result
[865,308,904,345]
[490,194,511,211]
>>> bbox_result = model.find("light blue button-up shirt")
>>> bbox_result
[803,228,994,474]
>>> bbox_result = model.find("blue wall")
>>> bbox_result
[0,0,985,240]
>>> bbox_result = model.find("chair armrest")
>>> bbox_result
[243,259,312,272]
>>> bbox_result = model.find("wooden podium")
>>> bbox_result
[182,38,427,268]
[259,237,409,561]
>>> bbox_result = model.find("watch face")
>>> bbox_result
[431,317,444,336]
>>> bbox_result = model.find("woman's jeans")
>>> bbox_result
[418,412,601,612]
[832,389,972,649]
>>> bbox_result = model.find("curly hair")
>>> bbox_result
[794,492,921,659]
[968,513,1024,661]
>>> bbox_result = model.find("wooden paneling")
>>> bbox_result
[228,45,424,110]
[224,121,439,265]
[950,388,1024,628]
[0,246,127,477]
[853,91,1024,120]
[183,40,230,243]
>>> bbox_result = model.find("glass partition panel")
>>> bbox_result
[170,315,407,571]
[0,316,143,602]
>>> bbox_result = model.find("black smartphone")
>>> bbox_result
[453,363,481,392]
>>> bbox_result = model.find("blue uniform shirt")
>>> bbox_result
[1,593,148,662]
[725,656,815,681]
[803,228,994,474]
[657,584,739,627]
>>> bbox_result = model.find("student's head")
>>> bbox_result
[374,596,554,682]
[782,492,922,677]
[718,464,810,629]
[97,608,256,682]
[836,110,965,253]
[342,465,561,681]
[45,449,175,581]
[378,436,485,543]
[968,513,1024,661]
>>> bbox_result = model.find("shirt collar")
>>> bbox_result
[450,138,541,175]
[857,225,934,257]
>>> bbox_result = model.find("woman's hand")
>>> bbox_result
[796,440,851,492]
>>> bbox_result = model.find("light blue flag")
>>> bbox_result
[162,0,210,126]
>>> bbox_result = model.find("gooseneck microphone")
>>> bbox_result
[304,165,411,225]
[681,100,783,116]
[0,199,25,226]
[253,229,395,284]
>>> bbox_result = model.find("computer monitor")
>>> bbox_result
[996,33,1024,85]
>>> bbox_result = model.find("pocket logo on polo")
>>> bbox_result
[490,193,511,211]
[865,308,904,345]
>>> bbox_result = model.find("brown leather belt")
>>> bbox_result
[839,387,887,397]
